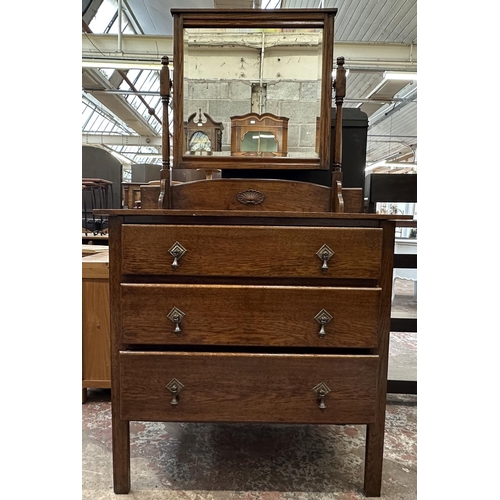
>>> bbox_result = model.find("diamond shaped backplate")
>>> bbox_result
[312,381,331,397]
[314,308,333,326]
[166,378,184,395]
[316,244,335,261]
[167,307,185,323]
[168,241,187,259]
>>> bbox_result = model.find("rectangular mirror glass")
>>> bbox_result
[172,9,336,170]
[183,27,322,158]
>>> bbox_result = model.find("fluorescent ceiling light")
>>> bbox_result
[384,71,417,81]
[365,71,417,99]
[82,59,163,71]
[365,161,417,172]
[366,158,387,170]
[252,134,275,139]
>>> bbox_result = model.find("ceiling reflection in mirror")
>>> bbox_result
[183,27,323,159]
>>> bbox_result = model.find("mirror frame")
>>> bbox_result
[171,8,337,170]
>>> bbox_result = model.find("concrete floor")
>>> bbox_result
[82,283,417,499]
[388,280,417,383]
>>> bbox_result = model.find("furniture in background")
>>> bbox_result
[223,107,368,196]
[83,146,122,210]
[230,112,288,156]
[184,109,224,154]
[122,166,164,208]
[393,237,417,302]
[131,163,161,183]
[82,245,111,403]
[82,233,108,245]
[364,173,417,396]
[122,182,143,209]
[364,173,417,214]
[330,108,369,188]
[82,178,113,234]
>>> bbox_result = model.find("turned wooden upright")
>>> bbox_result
[158,55,172,209]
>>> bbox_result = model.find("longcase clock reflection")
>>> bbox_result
[184,109,224,155]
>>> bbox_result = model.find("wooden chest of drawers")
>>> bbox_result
[105,210,396,497]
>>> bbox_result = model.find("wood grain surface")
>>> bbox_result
[82,279,111,388]
[171,179,331,212]
[94,208,412,221]
[121,225,383,278]
[82,249,109,279]
[121,284,381,347]
[364,220,396,497]
[119,351,378,424]
[108,216,131,494]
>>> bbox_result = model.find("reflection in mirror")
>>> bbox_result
[183,27,322,159]
[230,112,288,156]
[183,109,224,156]
[188,131,212,153]
[241,131,277,153]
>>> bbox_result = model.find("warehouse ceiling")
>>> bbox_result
[82,0,417,173]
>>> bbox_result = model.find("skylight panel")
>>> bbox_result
[102,121,115,133]
[119,70,141,89]
[133,99,148,116]
[82,104,95,129]
[88,0,117,34]
[86,113,103,132]
[131,70,149,88]
[263,0,282,8]
[99,68,114,79]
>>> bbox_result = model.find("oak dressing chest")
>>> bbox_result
[95,8,408,497]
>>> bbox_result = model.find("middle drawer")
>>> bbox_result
[121,284,381,348]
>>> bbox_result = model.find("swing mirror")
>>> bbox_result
[171,8,336,170]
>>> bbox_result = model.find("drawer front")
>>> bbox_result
[121,284,381,348]
[121,225,382,279]
[119,352,378,424]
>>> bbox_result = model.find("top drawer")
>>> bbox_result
[121,225,382,279]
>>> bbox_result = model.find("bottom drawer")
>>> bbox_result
[119,352,379,424]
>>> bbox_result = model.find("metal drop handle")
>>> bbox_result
[317,389,327,409]
[166,378,184,406]
[168,241,187,270]
[172,253,180,269]
[314,309,333,338]
[167,307,185,334]
[312,381,331,410]
[316,244,335,272]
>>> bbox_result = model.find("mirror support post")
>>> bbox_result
[319,10,334,170]
[159,55,172,209]
[331,56,346,212]
[333,56,346,172]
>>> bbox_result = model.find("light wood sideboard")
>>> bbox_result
[82,245,111,403]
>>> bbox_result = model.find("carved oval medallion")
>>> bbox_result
[236,189,265,205]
